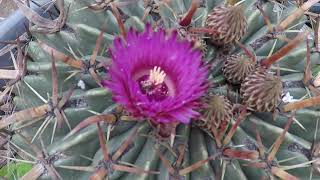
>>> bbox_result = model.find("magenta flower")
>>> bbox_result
[102,26,208,124]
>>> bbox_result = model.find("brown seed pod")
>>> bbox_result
[240,67,283,112]
[205,4,247,45]
[196,95,233,137]
[222,54,256,84]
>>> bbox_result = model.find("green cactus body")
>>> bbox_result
[2,0,320,179]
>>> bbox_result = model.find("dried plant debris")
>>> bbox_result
[13,0,66,34]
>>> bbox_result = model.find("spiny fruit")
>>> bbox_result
[205,3,247,45]
[240,67,283,112]
[239,31,307,113]
[222,53,256,84]
[196,94,233,138]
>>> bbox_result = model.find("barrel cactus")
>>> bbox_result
[1,0,320,179]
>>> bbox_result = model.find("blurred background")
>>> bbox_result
[0,0,18,21]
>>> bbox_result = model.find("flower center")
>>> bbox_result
[137,66,169,101]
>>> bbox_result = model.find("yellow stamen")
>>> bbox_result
[149,66,166,85]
